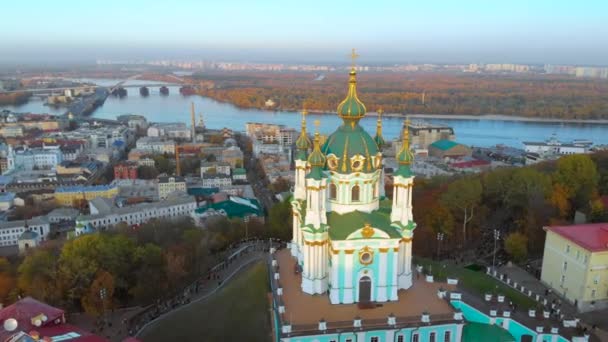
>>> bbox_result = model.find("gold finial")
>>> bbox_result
[403,117,410,146]
[377,108,384,118]
[301,108,308,129]
[313,119,321,136]
[350,48,359,70]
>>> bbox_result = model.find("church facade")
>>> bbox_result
[290,65,416,305]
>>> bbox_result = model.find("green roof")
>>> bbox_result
[322,124,379,174]
[337,70,366,119]
[233,168,246,175]
[196,197,262,219]
[394,165,413,178]
[430,139,459,151]
[327,201,401,240]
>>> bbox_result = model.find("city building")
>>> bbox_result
[0,216,50,249]
[275,66,465,341]
[428,140,472,159]
[232,167,247,182]
[75,194,197,231]
[200,161,231,177]
[0,297,109,341]
[47,207,80,223]
[157,176,187,199]
[117,114,148,131]
[201,173,232,188]
[135,136,176,154]
[192,195,262,223]
[54,184,119,207]
[541,223,608,312]
[147,122,192,140]
[523,136,591,155]
[406,120,455,149]
[6,145,63,173]
[0,192,15,211]
[246,122,296,159]
[114,161,138,180]
[221,145,244,168]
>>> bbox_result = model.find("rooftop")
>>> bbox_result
[429,139,460,151]
[274,249,455,331]
[546,222,608,252]
[55,184,116,193]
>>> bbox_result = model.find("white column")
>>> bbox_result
[391,250,398,300]
[330,250,340,303]
[405,241,412,274]
[344,252,354,303]
[377,250,388,302]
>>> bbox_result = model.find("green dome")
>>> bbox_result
[395,124,414,178]
[322,123,379,174]
[307,133,326,180]
[337,70,366,120]
[295,132,312,151]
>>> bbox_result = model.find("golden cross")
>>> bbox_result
[314,119,320,133]
[301,108,308,118]
[350,48,359,69]
[377,108,384,118]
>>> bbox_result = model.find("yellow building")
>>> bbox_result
[541,223,608,312]
[54,184,118,207]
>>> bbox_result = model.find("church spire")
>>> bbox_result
[307,120,326,180]
[295,109,312,160]
[374,108,386,148]
[337,49,366,122]
[395,117,414,177]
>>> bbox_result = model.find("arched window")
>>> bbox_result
[351,185,360,202]
[329,183,337,200]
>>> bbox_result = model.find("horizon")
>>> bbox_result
[1,0,607,66]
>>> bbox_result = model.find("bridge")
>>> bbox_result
[0,73,187,95]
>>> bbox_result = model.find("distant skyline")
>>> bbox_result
[2,0,607,66]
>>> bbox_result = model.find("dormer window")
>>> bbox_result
[350,155,365,172]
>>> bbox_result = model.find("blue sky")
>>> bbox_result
[1,0,607,65]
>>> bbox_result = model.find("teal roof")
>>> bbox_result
[394,165,413,178]
[195,197,262,219]
[322,124,379,174]
[233,168,246,175]
[327,200,400,240]
[430,139,459,151]
[188,187,220,197]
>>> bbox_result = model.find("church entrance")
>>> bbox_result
[358,276,372,302]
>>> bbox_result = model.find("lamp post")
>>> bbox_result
[436,232,444,260]
[99,287,107,330]
[492,229,500,270]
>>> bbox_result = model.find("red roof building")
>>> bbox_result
[114,162,139,180]
[545,222,608,252]
[0,297,109,342]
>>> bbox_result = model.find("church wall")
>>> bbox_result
[279,323,463,342]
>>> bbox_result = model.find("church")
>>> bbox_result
[290,61,416,305]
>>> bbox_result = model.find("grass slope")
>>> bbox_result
[415,258,537,310]
[140,261,270,342]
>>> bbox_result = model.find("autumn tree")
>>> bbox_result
[80,270,115,317]
[441,178,482,244]
[553,155,599,212]
[0,258,15,304]
[267,198,292,241]
[130,244,167,305]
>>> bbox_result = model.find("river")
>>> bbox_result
[3,80,608,149]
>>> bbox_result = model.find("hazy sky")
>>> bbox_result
[1,0,607,65]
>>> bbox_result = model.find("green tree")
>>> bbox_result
[441,178,482,244]
[130,244,167,305]
[138,165,159,179]
[268,198,291,241]
[17,250,60,304]
[0,258,15,304]
[504,232,528,263]
[153,155,174,174]
[80,270,115,317]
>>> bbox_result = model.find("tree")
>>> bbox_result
[130,244,167,305]
[553,155,599,211]
[0,258,15,304]
[269,176,291,193]
[80,270,115,317]
[17,250,60,304]
[153,155,174,174]
[504,232,528,263]
[441,178,482,244]
[422,203,454,236]
[267,198,292,241]
[138,165,159,179]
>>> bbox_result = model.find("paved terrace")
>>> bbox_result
[272,249,459,336]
